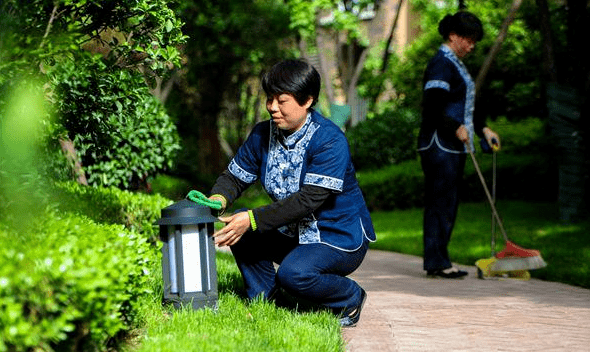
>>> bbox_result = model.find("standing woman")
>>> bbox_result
[208,59,375,326]
[417,11,500,278]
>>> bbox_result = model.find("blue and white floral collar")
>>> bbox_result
[279,112,312,149]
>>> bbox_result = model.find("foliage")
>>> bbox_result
[47,54,181,189]
[166,0,298,181]
[360,0,551,121]
[0,174,172,351]
[346,107,420,171]
[0,0,186,79]
[150,174,194,201]
[370,201,590,289]
[167,0,381,183]
[357,160,424,211]
[287,0,375,46]
[0,211,159,351]
[0,79,49,223]
[53,181,172,237]
[0,0,186,189]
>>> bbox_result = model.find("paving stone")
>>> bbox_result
[342,250,590,352]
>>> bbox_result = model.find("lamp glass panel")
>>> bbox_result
[169,226,178,293]
[181,224,202,293]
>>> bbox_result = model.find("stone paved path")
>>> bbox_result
[342,249,590,352]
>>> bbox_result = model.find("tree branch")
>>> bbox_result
[39,4,59,49]
[474,0,523,95]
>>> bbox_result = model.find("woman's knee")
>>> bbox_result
[276,264,316,292]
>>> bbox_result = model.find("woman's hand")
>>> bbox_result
[213,211,251,247]
[455,125,470,144]
[207,195,227,213]
[482,127,501,151]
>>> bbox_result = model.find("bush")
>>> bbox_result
[357,160,424,211]
[357,150,556,211]
[53,181,172,237]
[346,107,420,171]
[0,211,158,351]
[48,55,181,190]
[0,180,175,351]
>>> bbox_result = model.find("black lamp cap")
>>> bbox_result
[157,199,218,225]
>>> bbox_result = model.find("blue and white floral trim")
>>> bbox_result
[424,79,450,91]
[441,45,475,153]
[228,159,258,183]
[304,173,343,192]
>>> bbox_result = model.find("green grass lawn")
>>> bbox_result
[125,252,343,352]
[370,201,590,289]
[126,200,588,352]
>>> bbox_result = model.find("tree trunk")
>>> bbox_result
[59,138,88,185]
[313,29,336,103]
[380,0,404,74]
[537,0,589,221]
[535,0,557,84]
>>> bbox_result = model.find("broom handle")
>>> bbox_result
[491,151,497,255]
[468,149,510,242]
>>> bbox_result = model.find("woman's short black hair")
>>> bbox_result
[261,59,321,107]
[438,11,484,42]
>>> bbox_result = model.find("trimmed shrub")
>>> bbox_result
[357,160,424,211]
[357,152,556,211]
[53,181,172,237]
[356,117,555,210]
[346,107,420,171]
[0,212,158,351]
[0,181,174,351]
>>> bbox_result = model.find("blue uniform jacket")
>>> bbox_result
[228,109,376,252]
[417,44,476,153]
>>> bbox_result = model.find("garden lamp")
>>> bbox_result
[156,199,218,310]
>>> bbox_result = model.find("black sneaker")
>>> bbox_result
[339,288,367,328]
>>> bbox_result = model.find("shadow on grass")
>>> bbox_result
[216,251,333,315]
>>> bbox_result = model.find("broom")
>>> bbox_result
[468,145,547,273]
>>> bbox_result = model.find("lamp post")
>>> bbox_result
[156,199,218,310]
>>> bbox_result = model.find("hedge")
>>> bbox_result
[53,182,172,237]
[0,182,172,351]
[355,117,556,210]
[358,152,556,211]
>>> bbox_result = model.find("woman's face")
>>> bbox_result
[266,93,313,132]
[448,33,476,58]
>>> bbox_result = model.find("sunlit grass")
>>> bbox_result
[370,201,590,288]
[126,252,343,352]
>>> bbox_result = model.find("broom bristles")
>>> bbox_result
[491,255,547,271]
[491,240,547,271]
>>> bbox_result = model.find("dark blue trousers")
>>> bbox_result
[230,230,368,314]
[420,145,466,272]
